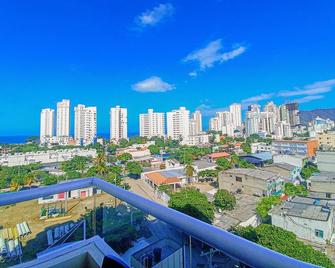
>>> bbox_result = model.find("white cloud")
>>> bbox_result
[136,3,174,28]
[183,39,246,70]
[241,93,274,104]
[294,95,325,104]
[188,71,198,77]
[132,76,174,93]
[278,79,335,97]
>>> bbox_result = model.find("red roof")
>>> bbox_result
[208,152,230,159]
[145,172,180,186]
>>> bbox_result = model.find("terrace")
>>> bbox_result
[0,177,318,268]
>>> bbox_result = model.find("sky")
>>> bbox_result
[0,0,335,136]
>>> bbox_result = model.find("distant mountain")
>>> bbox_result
[299,108,335,124]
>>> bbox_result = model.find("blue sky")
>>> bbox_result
[0,0,335,135]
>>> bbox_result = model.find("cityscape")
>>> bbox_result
[1,1,335,268]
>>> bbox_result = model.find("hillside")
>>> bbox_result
[299,108,335,124]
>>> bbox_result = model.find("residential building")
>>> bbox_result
[264,101,279,123]
[40,108,55,144]
[274,121,292,139]
[74,104,97,145]
[316,132,335,150]
[271,196,334,245]
[110,106,127,142]
[0,148,97,167]
[209,117,220,132]
[192,110,202,134]
[246,111,260,136]
[248,104,261,113]
[309,173,335,199]
[219,168,284,197]
[139,109,165,138]
[251,142,272,154]
[185,133,210,146]
[230,103,242,130]
[273,154,307,168]
[259,112,275,134]
[217,111,234,136]
[285,102,300,126]
[166,107,190,141]
[317,151,335,172]
[272,139,318,157]
[56,99,70,137]
[309,117,335,134]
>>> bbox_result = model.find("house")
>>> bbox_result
[272,139,318,157]
[262,163,301,182]
[192,159,217,173]
[251,143,272,154]
[273,154,307,168]
[38,187,99,204]
[316,151,335,173]
[142,168,187,190]
[219,168,284,197]
[308,172,335,200]
[207,152,230,163]
[270,196,334,245]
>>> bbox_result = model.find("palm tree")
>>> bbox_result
[23,172,36,186]
[185,164,195,183]
[94,152,108,176]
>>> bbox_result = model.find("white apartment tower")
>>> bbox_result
[166,107,190,141]
[216,111,234,136]
[40,108,55,144]
[209,117,220,132]
[246,111,260,136]
[110,106,128,142]
[139,109,165,138]
[192,110,202,134]
[229,103,242,130]
[56,99,70,137]
[74,104,97,145]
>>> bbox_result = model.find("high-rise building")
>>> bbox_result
[209,117,220,132]
[216,111,234,136]
[56,99,70,137]
[192,110,202,134]
[74,105,97,145]
[259,112,275,134]
[229,103,242,130]
[40,108,55,144]
[166,107,190,141]
[139,109,165,138]
[285,102,300,126]
[275,121,292,139]
[245,111,260,136]
[110,106,128,142]
[264,102,280,123]
[248,104,261,113]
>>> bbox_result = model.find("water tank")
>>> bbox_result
[153,248,162,263]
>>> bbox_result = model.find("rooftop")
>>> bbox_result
[223,168,280,181]
[271,197,332,221]
[193,159,217,170]
[310,172,335,182]
[208,152,230,159]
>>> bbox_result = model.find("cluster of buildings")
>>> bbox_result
[40,99,97,146]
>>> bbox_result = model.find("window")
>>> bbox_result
[326,193,331,198]
[315,229,324,238]
[236,176,242,182]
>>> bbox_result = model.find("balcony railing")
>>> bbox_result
[0,177,318,268]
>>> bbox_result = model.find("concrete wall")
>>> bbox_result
[273,154,306,168]
[271,212,334,244]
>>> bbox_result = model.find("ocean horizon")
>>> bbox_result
[0,132,140,145]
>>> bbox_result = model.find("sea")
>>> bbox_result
[0,132,139,145]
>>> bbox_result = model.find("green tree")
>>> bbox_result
[148,144,160,155]
[169,188,214,223]
[284,182,308,197]
[117,153,133,162]
[214,189,236,211]
[125,161,143,177]
[256,196,282,222]
[216,157,231,170]
[184,164,195,179]
[240,142,252,154]
[235,224,334,268]
[301,164,319,179]
[118,138,129,148]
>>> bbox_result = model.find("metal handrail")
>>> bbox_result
[0,177,319,268]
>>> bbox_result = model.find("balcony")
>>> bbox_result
[0,178,318,268]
